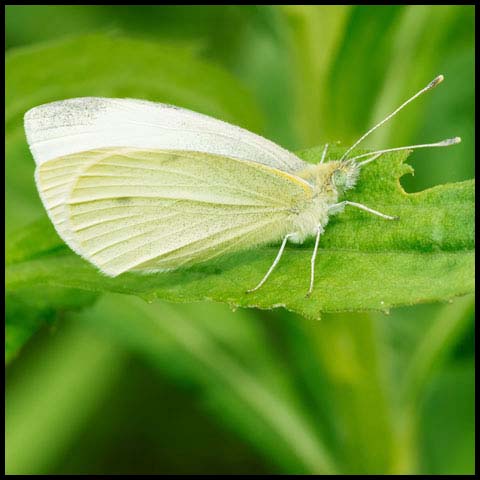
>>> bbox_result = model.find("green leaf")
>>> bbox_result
[5,220,98,363]
[5,286,97,364]
[6,145,474,322]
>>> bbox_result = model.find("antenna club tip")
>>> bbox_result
[429,74,444,88]
[441,136,462,146]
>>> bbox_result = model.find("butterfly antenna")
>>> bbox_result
[340,75,445,161]
[353,137,461,166]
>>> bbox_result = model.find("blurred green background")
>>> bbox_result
[5,5,474,475]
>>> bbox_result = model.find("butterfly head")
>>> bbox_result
[297,159,360,196]
[330,160,360,194]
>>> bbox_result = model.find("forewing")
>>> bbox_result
[25,97,307,173]
[36,149,313,276]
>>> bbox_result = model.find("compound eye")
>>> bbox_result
[333,169,347,187]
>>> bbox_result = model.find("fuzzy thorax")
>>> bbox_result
[287,160,361,243]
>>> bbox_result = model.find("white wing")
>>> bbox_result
[35,148,313,276]
[24,97,307,173]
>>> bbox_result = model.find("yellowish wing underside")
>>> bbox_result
[36,148,313,276]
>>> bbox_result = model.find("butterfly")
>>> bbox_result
[24,75,459,296]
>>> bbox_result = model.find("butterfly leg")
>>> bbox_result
[246,233,293,293]
[306,225,323,298]
[329,201,398,220]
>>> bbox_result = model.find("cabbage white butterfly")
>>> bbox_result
[24,75,460,296]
